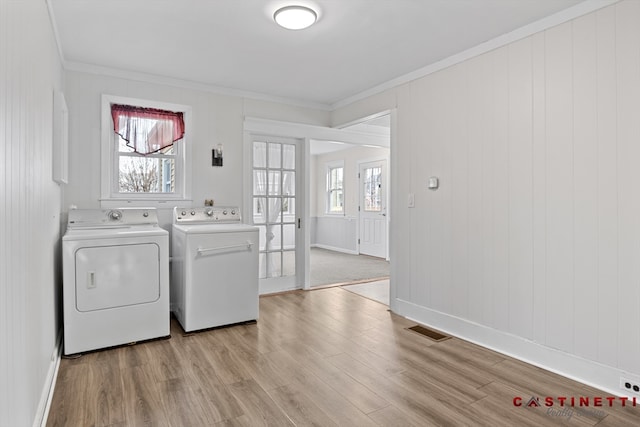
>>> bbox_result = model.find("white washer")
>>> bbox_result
[171,206,258,332]
[62,208,169,355]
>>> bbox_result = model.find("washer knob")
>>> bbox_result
[222,210,228,215]
[231,210,236,215]
[191,210,196,216]
[181,211,187,216]
[108,210,122,221]
[143,211,149,217]
[206,209,214,217]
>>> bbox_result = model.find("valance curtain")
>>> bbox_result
[111,104,185,155]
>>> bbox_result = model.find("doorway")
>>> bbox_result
[308,113,391,293]
[242,113,393,299]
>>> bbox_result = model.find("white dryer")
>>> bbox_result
[62,208,169,355]
[171,206,259,332]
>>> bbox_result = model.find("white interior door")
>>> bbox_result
[359,160,387,258]
[252,137,302,293]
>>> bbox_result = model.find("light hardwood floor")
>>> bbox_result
[47,288,640,426]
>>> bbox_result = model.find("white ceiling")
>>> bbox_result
[50,0,588,108]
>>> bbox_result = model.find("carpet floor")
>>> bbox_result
[310,247,390,287]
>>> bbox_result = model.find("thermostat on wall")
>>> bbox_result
[428,176,439,190]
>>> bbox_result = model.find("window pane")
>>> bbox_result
[253,170,267,195]
[258,253,267,279]
[282,197,295,216]
[253,141,266,168]
[330,190,343,212]
[268,171,281,196]
[283,144,295,170]
[363,166,381,211]
[267,223,282,250]
[266,252,282,278]
[267,198,282,223]
[118,156,174,193]
[283,224,295,248]
[283,250,295,277]
[328,166,343,213]
[283,171,295,196]
[253,198,266,223]
[268,143,281,169]
[257,225,267,250]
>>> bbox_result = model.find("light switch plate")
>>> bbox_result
[428,176,439,190]
[408,193,415,208]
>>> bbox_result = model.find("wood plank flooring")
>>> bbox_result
[47,288,640,426]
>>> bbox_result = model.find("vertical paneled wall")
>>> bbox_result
[393,0,640,377]
[0,0,63,425]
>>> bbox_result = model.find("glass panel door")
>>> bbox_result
[252,140,297,281]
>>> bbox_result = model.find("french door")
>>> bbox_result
[252,137,301,292]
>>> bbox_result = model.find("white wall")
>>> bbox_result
[63,71,330,228]
[311,145,389,252]
[332,0,640,394]
[0,0,64,425]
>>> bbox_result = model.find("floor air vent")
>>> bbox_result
[407,325,450,342]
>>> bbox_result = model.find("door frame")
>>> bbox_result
[243,116,391,292]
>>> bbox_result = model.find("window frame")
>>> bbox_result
[325,161,344,215]
[100,94,192,207]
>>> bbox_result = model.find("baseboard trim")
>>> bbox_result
[394,298,640,398]
[33,330,62,427]
[312,244,358,255]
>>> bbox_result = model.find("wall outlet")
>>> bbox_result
[620,377,640,395]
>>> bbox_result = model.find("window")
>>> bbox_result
[362,165,382,212]
[101,95,191,205]
[326,163,344,214]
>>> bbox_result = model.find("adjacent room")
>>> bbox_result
[3,0,640,425]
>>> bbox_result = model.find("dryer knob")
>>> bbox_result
[222,210,228,215]
[143,211,149,217]
[206,209,214,216]
[181,211,187,216]
[191,210,196,216]
[231,210,236,215]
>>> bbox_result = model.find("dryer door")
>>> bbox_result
[75,243,160,312]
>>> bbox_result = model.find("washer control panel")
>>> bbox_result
[68,208,159,228]
[174,206,241,224]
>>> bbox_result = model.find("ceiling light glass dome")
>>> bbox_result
[274,5,317,30]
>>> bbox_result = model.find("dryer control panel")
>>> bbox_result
[174,206,241,224]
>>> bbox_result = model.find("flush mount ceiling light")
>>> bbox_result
[274,5,317,30]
